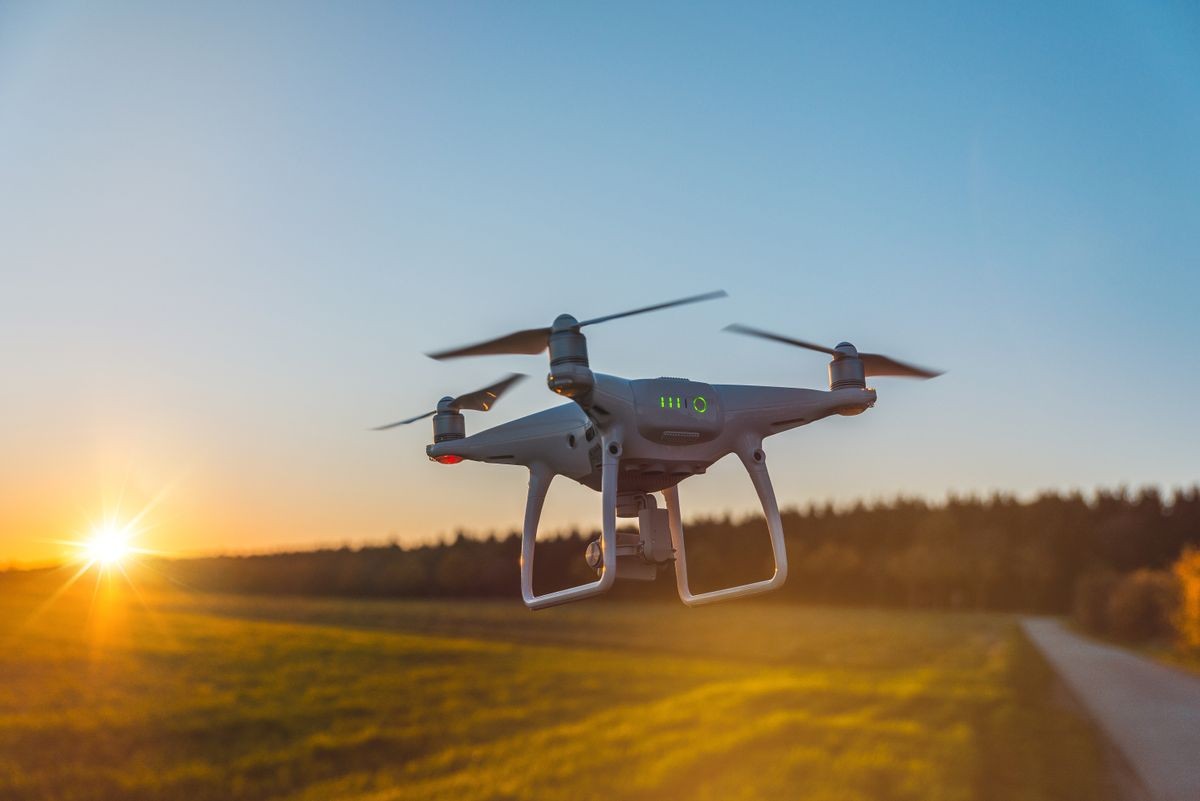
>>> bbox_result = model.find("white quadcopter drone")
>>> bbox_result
[376,292,940,610]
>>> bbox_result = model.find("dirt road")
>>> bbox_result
[1022,618,1200,801]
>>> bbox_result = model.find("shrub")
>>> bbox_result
[1174,547,1200,651]
[1106,569,1178,642]
[1072,570,1118,635]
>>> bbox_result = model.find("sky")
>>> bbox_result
[1,1,1198,565]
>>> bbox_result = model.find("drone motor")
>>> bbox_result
[546,314,595,403]
[828,343,867,390]
[371,374,526,465]
[431,397,466,442]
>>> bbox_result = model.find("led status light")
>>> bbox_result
[658,395,707,412]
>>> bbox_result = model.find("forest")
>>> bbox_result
[147,485,1200,614]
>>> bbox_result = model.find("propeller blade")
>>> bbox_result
[578,290,728,327]
[426,327,552,360]
[450,373,526,412]
[370,410,435,431]
[426,291,726,359]
[373,373,525,431]
[859,353,943,379]
[723,323,838,356]
[724,324,943,379]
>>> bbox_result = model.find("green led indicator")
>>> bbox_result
[660,395,705,411]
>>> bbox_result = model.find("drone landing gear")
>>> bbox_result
[520,438,788,610]
[663,443,789,606]
[519,436,620,610]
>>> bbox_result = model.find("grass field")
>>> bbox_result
[0,569,1110,801]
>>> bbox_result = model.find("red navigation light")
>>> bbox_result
[434,454,464,465]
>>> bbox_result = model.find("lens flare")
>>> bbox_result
[83,523,133,567]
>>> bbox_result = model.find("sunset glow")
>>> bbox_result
[82,523,133,568]
[55,500,163,576]
[0,2,1197,566]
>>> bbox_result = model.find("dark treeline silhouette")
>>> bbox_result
[149,486,1200,613]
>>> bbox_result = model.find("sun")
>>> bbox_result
[82,523,134,568]
[31,500,167,624]
[55,498,165,575]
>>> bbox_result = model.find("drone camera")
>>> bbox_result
[584,494,674,582]
[638,507,674,563]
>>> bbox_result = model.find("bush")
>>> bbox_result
[1072,570,1118,635]
[1106,569,1178,642]
[1174,547,1200,651]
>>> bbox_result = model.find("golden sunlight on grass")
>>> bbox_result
[0,582,1113,801]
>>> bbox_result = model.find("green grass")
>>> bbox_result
[0,571,1110,801]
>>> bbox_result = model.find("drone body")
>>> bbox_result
[381,292,939,610]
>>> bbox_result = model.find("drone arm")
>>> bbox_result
[520,437,620,610]
[664,440,788,606]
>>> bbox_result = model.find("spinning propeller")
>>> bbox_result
[724,323,942,380]
[371,373,526,431]
[426,291,728,360]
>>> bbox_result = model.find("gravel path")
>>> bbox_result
[1022,618,1200,801]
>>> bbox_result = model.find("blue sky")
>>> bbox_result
[1,1,1197,560]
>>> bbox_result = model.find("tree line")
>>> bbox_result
[147,485,1200,613]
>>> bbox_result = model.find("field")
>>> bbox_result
[0,570,1110,801]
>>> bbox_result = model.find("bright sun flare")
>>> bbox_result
[83,524,133,567]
